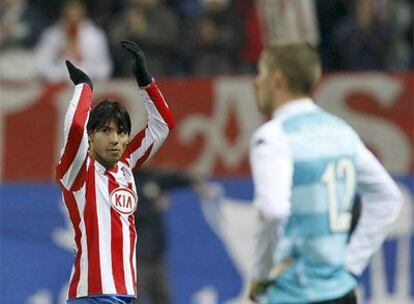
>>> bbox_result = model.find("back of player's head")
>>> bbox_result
[261,42,321,95]
[87,100,132,135]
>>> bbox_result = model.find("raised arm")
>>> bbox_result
[56,61,93,191]
[120,40,174,170]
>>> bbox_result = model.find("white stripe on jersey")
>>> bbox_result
[73,187,88,297]
[95,172,116,293]
[122,213,134,294]
[62,85,83,148]
[78,214,88,297]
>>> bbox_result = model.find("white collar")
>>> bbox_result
[93,158,119,174]
[272,98,316,122]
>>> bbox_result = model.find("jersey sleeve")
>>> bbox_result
[345,138,403,275]
[56,83,92,191]
[122,82,174,170]
[250,121,293,221]
[249,121,293,280]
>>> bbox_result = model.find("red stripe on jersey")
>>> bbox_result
[135,144,154,170]
[127,182,137,293]
[70,158,88,191]
[62,190,82,298]
[121,128,146,164]
[84,160,102,294]
[56,85,92,180]
[145,83,174,130]
[107,171,127,294]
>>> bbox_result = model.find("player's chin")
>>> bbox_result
[105,152,122,163]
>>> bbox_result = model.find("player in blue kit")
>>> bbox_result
[248,43,403,303]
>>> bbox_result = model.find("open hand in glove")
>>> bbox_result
[120,40,152,88]
[65,60,93,90]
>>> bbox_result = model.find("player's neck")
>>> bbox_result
[89,151,118,169]
[273,92,308,112]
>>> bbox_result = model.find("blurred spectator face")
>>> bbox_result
[61,0,86,25]
[357,0,374,31]
[127,5,146,33]
[203,0,229,14]
[0,0,22,9]
[199,18,219,42]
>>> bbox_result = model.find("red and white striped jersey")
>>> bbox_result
[56,82,173,300]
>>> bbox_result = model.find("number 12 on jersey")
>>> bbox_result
[321,158,356,233]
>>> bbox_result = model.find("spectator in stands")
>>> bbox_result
[34,0,112,83]
[386,0,413,71]
[234,0,264,74]
[133,167,195,304]
[257,0,319,46]
[0,0,46,50]
[332,0,392,70]
[87,0,126,31]
[0,0,47,80]
[408,14,414,70]
[170,0,203,19]
[182,0,243,76]
[109,0,178,77]
[315,0,349,71]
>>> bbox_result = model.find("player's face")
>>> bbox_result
[255,57,275,115]
[88,120,129,168]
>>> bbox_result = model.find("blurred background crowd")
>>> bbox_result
[0,0,412,83]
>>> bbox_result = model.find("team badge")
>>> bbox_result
[110,187,137,215]
[121,167,132,184]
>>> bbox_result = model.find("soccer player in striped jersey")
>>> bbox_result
[248,43,403,304]
[56,40,174,304]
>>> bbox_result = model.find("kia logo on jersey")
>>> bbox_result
[110,187,137,215]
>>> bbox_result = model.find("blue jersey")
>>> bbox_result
[251,99,402,303]
[270,109,359,302]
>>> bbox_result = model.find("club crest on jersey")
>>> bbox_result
[110,187,137,215]
[120,167,132,184]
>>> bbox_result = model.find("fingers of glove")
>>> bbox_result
[120,40,139,52]
[65,60,78,74]
[65,60,93,90]
[120,40,151,87]
[120,40,144,58]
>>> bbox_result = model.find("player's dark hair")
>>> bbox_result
[87,100,132,135]
[262,43,321,95]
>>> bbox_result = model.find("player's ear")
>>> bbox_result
[88,132,94,143]
[272,69,286,90]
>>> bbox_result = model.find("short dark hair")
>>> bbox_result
[87,100,132,135]
[262,43,321,95]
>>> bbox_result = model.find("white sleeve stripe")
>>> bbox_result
[61,84,85,157]
[126,91,170,169]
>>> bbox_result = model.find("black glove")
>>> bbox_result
[120,40,152,87]
[65,60,93,90]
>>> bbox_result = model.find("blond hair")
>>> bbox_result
[261,43,321,95]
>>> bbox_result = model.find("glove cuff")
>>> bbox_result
[135,68,152,88]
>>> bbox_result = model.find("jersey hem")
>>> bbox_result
[67,293,137,301]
